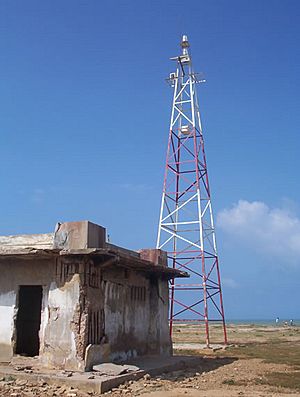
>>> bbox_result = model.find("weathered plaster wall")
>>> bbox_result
[0,258,54,362]
[0,234,53,250]
[41,272,81,370]
[157,278,172,354]
[103,268,149,362]
[0,256,172,371]
[81,260,105,370]
[100,266,171,363]
[0,258,82,370]
[0,291,15,362]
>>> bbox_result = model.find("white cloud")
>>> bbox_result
[217,200,300,264]
[222,277,238,289]
[119,183,152,192]
[31,188,45,203]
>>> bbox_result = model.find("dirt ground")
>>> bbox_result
[1,323,300,396]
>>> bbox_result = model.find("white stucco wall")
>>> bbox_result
[0,257,82,370]
[0,291,16,361]
[0,259,55,363]
[41,274,81,370]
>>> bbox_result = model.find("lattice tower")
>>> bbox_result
[156,35,227,346]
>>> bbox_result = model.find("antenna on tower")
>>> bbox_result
[157,35,227,347]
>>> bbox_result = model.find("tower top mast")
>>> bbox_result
[170,34,191,65]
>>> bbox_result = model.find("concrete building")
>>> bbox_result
[0,221,187,371]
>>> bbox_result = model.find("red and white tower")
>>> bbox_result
[156,36,227,346]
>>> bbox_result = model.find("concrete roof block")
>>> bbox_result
[53,221,106,250]
[139,249,168,267]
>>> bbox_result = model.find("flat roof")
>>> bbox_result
[0,246,188,279]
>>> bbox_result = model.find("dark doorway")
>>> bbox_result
[15,286,42,357]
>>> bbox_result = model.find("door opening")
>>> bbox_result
[15,286,42,357]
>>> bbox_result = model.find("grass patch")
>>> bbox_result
[175,339,300,368]
[256,372,300,390]
[222,378,248,386]
[222,378,236,385]
[173,348,203,356]
[219,341,300,367]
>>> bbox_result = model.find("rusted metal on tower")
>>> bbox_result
[156,35,227,346]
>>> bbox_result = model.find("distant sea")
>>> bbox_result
[226,319,300,326]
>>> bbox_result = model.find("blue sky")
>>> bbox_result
[1,0,300,320]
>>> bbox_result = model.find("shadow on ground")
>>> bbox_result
[126,355,238,381]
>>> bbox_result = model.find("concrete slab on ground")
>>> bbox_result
[0,355,202,394]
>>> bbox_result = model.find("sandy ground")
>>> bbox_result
[111,358,300,396]
[1,323,300,396]
[104,353,300,396]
